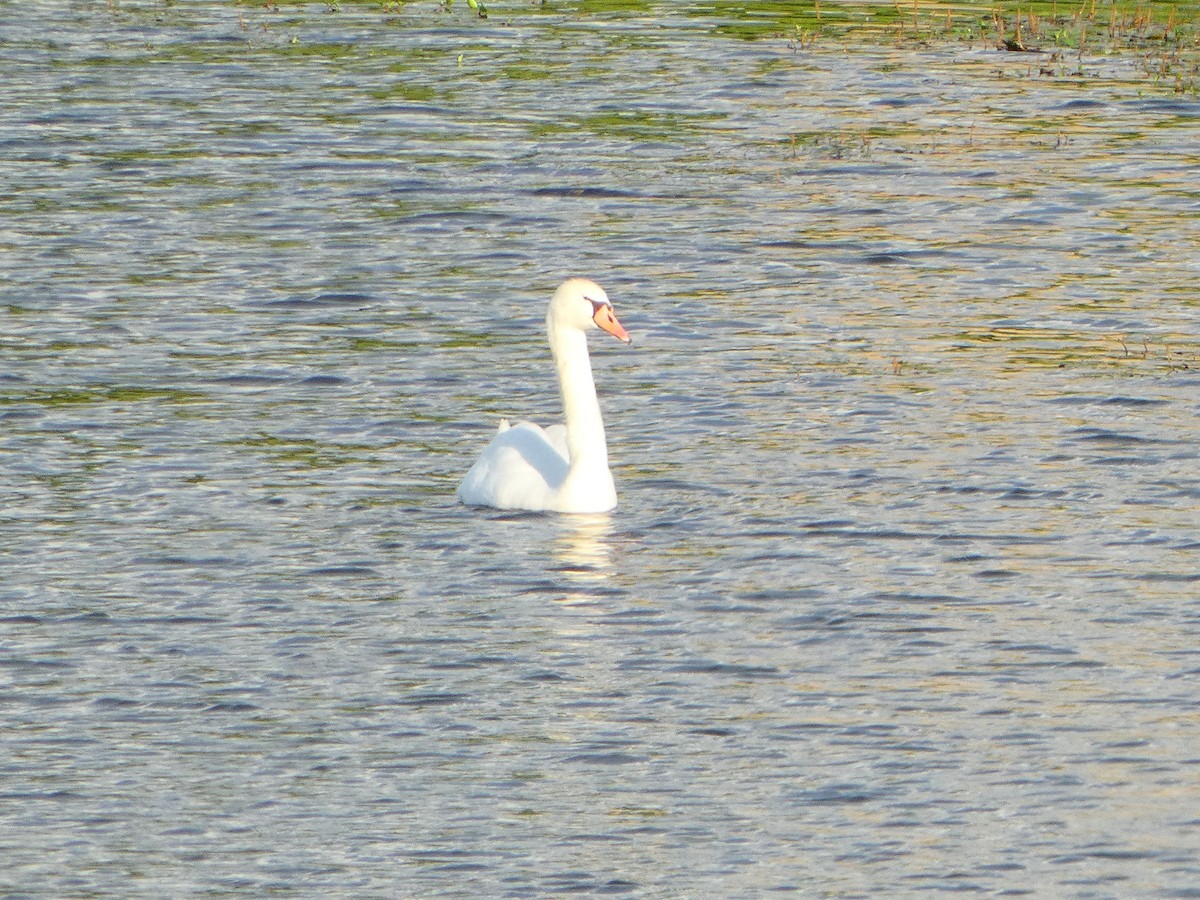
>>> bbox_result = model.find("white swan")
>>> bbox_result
[457,278,631,514]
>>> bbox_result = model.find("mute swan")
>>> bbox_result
[457,278,631,514]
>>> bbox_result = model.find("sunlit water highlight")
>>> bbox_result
[2,2,1199,896]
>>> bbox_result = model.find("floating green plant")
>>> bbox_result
[0,386,210,407]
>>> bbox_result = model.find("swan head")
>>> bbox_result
[549,278,631,344]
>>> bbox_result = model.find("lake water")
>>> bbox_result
[2,1,1199,896]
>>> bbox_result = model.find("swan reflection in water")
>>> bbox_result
[553,513,614,600]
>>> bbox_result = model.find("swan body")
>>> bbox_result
[457,278,631,514]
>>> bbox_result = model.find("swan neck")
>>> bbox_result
[549,320,607,468]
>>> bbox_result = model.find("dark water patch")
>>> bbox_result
[1066,427,1172,446]
[872,95,933,108]
[973,568,1020,580]
[307,565,381,577]
[1050,394,1169,408]
[1056,98,1108,111]
[527,185,645,199]
[687,726,738,737]
[1130,98,1200,116]
[90,696,142,709]
[0,614,46,625]
[1051,846,1161,863]
[209,372,292,387]
[60,610,114,624]
[1090,455,1164,466]
[787,783,878,805]
[735,587,825,603]
[562,752,645,766]
[934,531,1066,546]
[1002,486,1069,500]
[666,659,781,679]
[862,252,909,265]
[130,554,242,568]
[860,246,953,265]
[298,374,352,387]
[203,701,259,713]
[524,669,573,683]
[0,408,42,423]
[539,873,641,895]
[1166,667,1200,679]
[0,657,75,670]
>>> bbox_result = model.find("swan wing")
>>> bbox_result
[543,423,569,459]
[457,421,569,511]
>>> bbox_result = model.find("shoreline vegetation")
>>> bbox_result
[693,0,1200,49]
[144,0,1200,90]
[727,0,1200,91]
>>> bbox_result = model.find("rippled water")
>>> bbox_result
[3,2,1199,896]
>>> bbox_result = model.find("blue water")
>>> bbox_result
[2,2,1199,896]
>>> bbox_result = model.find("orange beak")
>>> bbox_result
[592,303,632,344]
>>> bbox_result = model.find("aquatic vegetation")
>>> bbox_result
[206,1,1200,91]
[0,386,211,407]
[80,0,1197,92]
[669,0,1198,89]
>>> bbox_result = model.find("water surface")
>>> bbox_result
[2,2,1199,896]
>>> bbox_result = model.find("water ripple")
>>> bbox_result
[2,4,1199,897]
